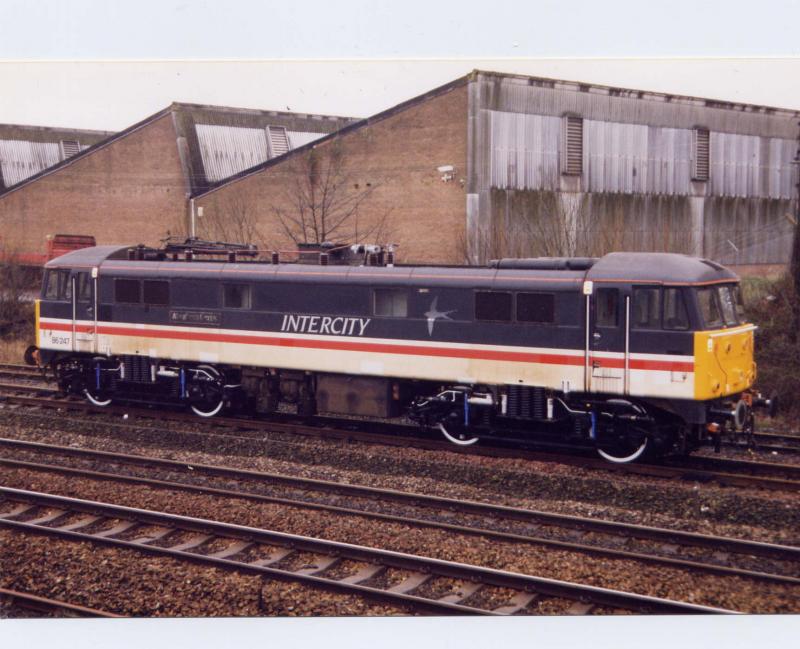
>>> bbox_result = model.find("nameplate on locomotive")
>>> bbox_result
[169,310,222,326]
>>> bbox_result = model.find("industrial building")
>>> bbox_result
[2,70,798,274]
[196,70,800,273]
[0,103,356,262]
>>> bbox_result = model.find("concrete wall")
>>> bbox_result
[196,84,469,265]
[0,114,187,258]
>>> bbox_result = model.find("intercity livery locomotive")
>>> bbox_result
[30,242,772,463]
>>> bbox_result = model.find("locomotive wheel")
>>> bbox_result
[595,427,650,463]
[438,422,479,446]
[84,388,112,407]
[189,364,225,418]
[84,357,112,407]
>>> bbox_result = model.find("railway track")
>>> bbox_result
[0,587,120,618]
[1,437,798,586]
[1,379,799,492]
[0,486,735,615]
[0,364,48,383]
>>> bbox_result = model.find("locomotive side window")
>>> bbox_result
[224,284,251,309]
[663,288,689,330]
[144,280,170,306]
[595,288,618,327]
[43,270,63,299]
[732,284,747,321]
[475,291,512,322]
[632,287,660,329]
[697,287,723,328]
[516,292,555,323]
[374,288,407,317]
[76,273,92,301]
[115,279,141,303]
[717,285,738,326]
[63,274,73,300]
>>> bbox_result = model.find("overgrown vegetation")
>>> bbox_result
[0,257,36,362]
[743,274,800,418]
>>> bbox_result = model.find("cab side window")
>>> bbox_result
[663,288,689,330]
[697,287,723,329]
[76,273,92,302]
[632,287,660,329]
[595,288,618,327]
[43,270,72,300]
[43,271,60,299]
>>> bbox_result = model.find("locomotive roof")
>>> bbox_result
[46,247,739,287]
[44,245,131,269]
[587,252,739,284]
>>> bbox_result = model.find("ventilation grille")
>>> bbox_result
[59,140,81,160]
[692,128,710,181]
[266,125,290,158]
[122,355,152,383]
[562,116,583,176]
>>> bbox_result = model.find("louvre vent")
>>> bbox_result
[59,140,81,160]
[266,125,290,158]
[692,128,710,181]
[562,116,583,176]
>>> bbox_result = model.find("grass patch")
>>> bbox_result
[0,337,31,364]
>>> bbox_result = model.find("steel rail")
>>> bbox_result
[2,437,798,585]
[0,486,735,615]
[1,382,799,492]
[0,587,121,618]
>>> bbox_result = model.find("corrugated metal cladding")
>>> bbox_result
[475,72,799,138]
[0,140,61,186]
[469,72,799,266]
[488,111,794,199]
[710,132,794,199]
[196,124,326,183]
[0,140,94,187]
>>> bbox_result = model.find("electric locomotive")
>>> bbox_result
[29,241,773,463]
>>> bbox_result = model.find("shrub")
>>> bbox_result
[745,274,800,417]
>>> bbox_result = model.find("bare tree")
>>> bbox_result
[461,192,595,263]
[460,191,697,265]
[197,195,265,248]
[272,144,391,246]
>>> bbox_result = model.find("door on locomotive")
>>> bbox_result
[70,270,97,354]
[587,284,628,395]
[586,283,652,463]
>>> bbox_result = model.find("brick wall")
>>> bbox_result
[196,85,469,265]
[0,114,187,259]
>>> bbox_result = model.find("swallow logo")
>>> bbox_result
[425,297,455,336]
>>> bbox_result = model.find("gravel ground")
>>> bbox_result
[1,405,798,615]
[2,465,798,613]
[5,444,797,578]
[0,529,407,617]
[0,407,797,543]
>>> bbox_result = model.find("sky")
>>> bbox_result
[1,1,800,132]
